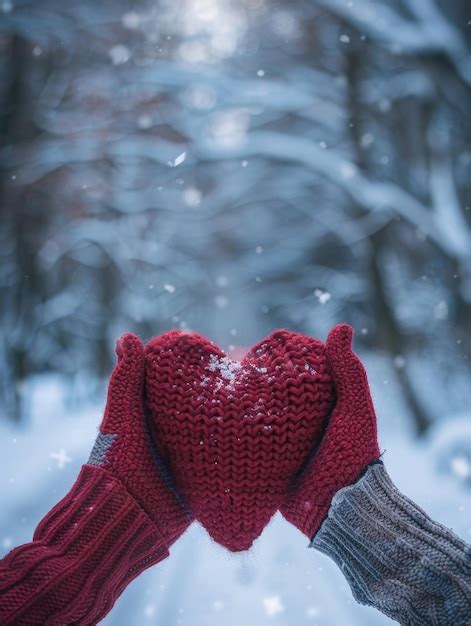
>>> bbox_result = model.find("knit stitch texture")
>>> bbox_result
[0,332,194,624]
[94,332,192,546]
[145,329,335,552]
[312,461,471,625]
[0,465,169,625]
[280,323,381,538]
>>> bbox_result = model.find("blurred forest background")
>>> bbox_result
[1,0,471,433]
[1,0,471,444]
[1,2,471,625]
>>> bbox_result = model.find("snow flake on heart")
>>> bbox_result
[201,352,318,393]
[208,354,241,385]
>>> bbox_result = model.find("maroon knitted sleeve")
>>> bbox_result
[0,464,170,626]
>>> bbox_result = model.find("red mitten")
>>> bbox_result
[280,323,381,539]
[0,334,192,625]
[85,332,192,544]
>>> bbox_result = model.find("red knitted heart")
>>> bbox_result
[145,329,334,552]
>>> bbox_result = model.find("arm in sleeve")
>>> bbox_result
[0,464,172,626]
[310,461,471,626]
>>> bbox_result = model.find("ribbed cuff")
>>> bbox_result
[0,465,169,625]
[310,462,471,626]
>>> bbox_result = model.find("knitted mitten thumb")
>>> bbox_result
[280,323,381,539]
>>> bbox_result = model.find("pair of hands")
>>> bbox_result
[91,324,380,549]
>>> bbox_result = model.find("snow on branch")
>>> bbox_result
[197,129,471,262]
[316,0,471,84]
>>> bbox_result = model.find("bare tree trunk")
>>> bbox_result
[343,31,432,435]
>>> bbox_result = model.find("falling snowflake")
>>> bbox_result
[108,45,130,65]
[360,132,374,148]
[394,355,406,369]
[173,151,187,167]
[263,595,285,616]
[144,604,155,618]
[450,455,470,479]
[214,295,228,309]
[314,289,331,305]
[435,300,448,320]
[122,12,140,29]
[339,161,357,179]
[137,114,153,129]
[49,449,72,469]
[183,187,202,207]
[306,605,320,618]
[216,275,228,287]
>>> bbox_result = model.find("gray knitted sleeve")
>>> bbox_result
[310,461,471,626]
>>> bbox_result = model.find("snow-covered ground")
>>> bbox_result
[1,353,470,626]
